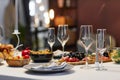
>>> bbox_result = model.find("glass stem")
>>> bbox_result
[62,45,64,52]
[100,54,103,68]
[50,45,53,52]
[51,47,53,52]
[85,49,88,68]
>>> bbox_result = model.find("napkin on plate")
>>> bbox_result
[31,62,67,70]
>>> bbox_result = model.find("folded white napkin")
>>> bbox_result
[53,50,70,56]
[31,62,67,70]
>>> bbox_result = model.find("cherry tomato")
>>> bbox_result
[68,57,74,62]
[72,57,76,62]
[22,48,30,56]
[23,55,30,59]
[75,58,80,62]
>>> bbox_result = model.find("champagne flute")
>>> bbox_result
[48,28,55,52]
[57,25,69,52]
[79,25,93,69]
[96,29,107,70]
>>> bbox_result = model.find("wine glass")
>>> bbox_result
[57,25,69,52]
[79,25,93,69]
[0,25,4,43]
[48,28,55,52]
[96,29,107,70]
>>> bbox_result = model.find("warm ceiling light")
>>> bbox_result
[39,5,45,11]
[57,0,64,8]
[34,15,39,27]
[44,12,50,27]
[29,1,35,16]
[49,9,54,20]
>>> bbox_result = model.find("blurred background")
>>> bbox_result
[0,0,120,51]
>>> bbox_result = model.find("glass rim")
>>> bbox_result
[64,24,68,26]
[80,25,93,27]
[97,29,106,30]
[58,25,64,27]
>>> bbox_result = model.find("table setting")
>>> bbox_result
[0,24,120,80]
[0,3,120,78]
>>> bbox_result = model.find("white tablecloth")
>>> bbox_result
[0,61,120,80]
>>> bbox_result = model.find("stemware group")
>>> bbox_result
[47,25,69,53]
[47,24,108,70]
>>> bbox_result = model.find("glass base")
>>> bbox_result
[96,66,107,71]
[80,65,93,69]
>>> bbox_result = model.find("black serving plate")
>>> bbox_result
[30,53,53,62]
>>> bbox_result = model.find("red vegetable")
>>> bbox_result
[23,55,30,59]
[22,48,30,56]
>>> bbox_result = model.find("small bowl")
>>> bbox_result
[30,49,53,62]
[30,53,53,62]
[6,59,30,67]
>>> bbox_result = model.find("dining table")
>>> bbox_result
[0,61,120,80]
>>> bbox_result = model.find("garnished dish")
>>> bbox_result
[110,48,120,64]
[58,52,111,65]
[101,52,112,62]
[58,52,81,64]
[59,52,92,65]
[30,49,53,62]
[24,62,73,73]
[53,50,70,59]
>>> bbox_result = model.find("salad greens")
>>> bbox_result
[113,50,120,59]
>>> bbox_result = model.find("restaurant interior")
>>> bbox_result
[0,0,120,80]
[1,0,120,51]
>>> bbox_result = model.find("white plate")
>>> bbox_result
[23,63,73,73]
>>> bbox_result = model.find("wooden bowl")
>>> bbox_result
[6,59,30,67]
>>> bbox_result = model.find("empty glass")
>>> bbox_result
[48,28,55,52]
[96,29,107,70]
[57,25,69,52]
[0,25,4,43]
[79,25,93,69]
